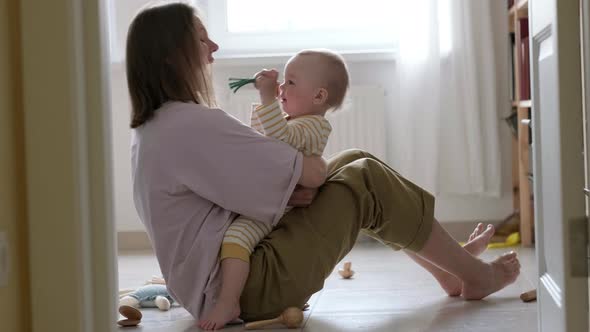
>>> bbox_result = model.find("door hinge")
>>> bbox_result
[569,217,589,277]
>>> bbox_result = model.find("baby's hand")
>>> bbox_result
[254,69,279,104]
[288,186,318,207]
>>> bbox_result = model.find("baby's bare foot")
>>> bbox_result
[438,223,495,296]
[198,298,241,330]
[461,251,521,300]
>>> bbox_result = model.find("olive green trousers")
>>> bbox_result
[240,149,435,321]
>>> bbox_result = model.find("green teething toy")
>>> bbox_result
[228,77,256,93]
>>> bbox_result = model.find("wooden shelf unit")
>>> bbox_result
[509,0,534,247]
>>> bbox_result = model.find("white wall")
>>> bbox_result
[110,63,140,231]
[110,2,513,231]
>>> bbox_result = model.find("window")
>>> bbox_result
[107,0,452,62]
[205,0,400,58]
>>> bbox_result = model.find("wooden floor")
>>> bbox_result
[118,241,538,331]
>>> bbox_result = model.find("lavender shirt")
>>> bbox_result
[131,101,303,319]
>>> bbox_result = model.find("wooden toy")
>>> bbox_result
[117,305,142,327]
[520,289,537,302]
[338,261,355,279]
[117,319,141,327]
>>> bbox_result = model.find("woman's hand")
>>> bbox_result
[254,69,279,105]
[288,185,319,207]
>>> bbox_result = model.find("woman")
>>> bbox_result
[126,3,520,330]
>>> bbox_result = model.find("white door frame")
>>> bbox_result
[20,0,117,331]
[530,0,589,330]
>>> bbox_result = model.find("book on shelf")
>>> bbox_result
[519,18,531,100]
[509,33,515,101]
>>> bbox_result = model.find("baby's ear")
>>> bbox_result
[313,88,329,105]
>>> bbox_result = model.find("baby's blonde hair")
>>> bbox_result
[296,49,350,111]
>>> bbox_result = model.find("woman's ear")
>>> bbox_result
[313,88,329,105]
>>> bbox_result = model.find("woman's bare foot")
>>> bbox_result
[197,298,241,330]
[461,251,521,300]
[436,223,495,296]
[466,223,495,256]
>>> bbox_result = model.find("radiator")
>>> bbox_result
[219,86,387,160]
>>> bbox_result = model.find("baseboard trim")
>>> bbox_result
[117,231,153,251]
[117,220,502,251]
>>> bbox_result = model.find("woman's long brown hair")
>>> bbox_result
[126,3,215,128]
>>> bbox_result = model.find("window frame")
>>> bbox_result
[204,0,399,59]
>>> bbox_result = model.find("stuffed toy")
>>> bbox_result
[119,284,176,311]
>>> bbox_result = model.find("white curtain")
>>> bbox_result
[390,0,502,196]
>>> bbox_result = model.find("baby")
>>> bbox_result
[198,49,350,330]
